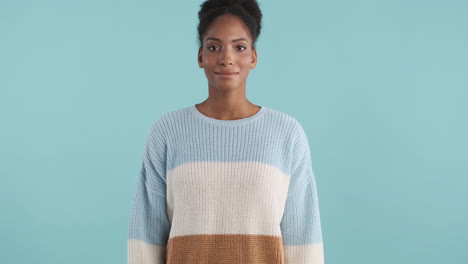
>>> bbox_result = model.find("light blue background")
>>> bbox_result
[1,0,467,263]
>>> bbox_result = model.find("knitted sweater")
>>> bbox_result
[127,104,324,264]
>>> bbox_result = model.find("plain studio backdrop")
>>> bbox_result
[1,0,467,263]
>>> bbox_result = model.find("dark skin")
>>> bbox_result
[197,14,259,120]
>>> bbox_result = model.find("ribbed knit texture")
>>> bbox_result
[128,104,324,264]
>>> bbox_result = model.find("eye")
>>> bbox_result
[237,45,247,51]
[207,45,219,51]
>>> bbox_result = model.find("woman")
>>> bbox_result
[127,0,324,263]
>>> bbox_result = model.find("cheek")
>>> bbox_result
[202,53,216,64]
[239,53,253,65]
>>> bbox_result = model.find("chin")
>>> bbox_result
[210,81,238,91]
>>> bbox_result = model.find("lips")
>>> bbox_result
[215,71,238,75]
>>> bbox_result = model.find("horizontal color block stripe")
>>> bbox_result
[167,161,290,238]
[128,239,165,264]
[160,105,297,173]
[166,234,284,264]
[284,242,324,264]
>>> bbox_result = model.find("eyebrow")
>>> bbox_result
[205,37,249,43]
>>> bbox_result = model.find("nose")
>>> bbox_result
[219,47,234,66]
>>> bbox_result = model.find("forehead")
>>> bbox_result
[204,14,252,42]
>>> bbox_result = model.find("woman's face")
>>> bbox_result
[198,14,257,92]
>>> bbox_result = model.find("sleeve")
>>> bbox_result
[280,122,324,264]
[127,120,171,264]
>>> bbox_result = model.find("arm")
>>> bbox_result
[128,120,170,264]
[280,123,324,263]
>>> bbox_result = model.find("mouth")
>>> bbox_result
[215,71,239,76]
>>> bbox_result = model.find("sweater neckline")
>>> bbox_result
[189,104,268,126]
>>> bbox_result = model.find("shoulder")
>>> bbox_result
[147,105,191,133]
[265,106,306,135]
[142,106,188,145]
[266,107,312,157]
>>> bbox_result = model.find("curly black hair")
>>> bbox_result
[197,0,263,49]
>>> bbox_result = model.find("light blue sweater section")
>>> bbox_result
[128,104,323,247]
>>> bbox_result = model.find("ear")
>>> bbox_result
[250,48,257,69]
[198,47,203,68]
